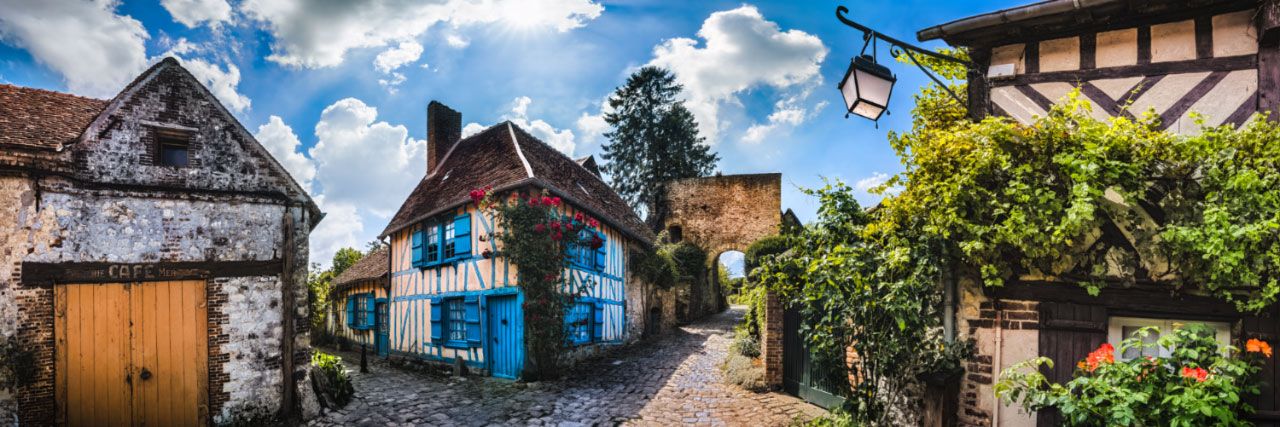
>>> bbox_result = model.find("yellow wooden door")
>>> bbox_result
[55,280,208,427]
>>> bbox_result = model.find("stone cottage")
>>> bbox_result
[372,101,665,379]
[0,57,322,425]
[916,0,1280,425]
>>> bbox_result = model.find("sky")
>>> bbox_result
[0,0,1027,269]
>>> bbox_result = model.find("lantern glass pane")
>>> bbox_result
[854,68,894,107]
[851,101,884,120]
[840,73,860,112]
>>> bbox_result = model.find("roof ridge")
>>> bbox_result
[507,122,611,188]
[507,122,534,178]
[0,84,108,102]
[423,121,508,181]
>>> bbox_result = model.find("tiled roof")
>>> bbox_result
[0,84,107,150]
[333,246,390,288]
[381,122,655,244]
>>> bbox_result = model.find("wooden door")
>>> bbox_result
[55,280,208,427]
[486,295,521,379]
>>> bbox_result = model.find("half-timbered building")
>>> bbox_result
[0,58,322,425]
[376,102,658,379]
[328,247,390,356]
[916,0,1280,425]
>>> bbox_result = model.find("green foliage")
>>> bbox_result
[744,235,790,274]
[635,246,679,288]
[601,66,719,225]
[308,246,378,340]
[730,326,761,358]
[311,351,354,406]
[737,281,768,339]
[477,188,603,379]
[331,248,364,276]
[668,242,708,280]
[996,325,1269,426]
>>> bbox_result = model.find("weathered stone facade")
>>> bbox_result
[0,58,321,425]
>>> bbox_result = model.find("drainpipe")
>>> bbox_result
[942,247,956,343]
[992,300,1003,427]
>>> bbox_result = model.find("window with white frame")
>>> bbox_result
[446,298,466,343]
[353,294,370,328]
[1107,317,1231,360]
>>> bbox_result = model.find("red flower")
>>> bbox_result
[588,218,599,228]
[551,232,563,241]
[544,273,556,281]
[551,197,562,206]
[1181,367,1209,382]
[534,224,546,233]
[528,198,538,207]
[469,190,485,204]
[482,249,492,259]
[1083,343,1115,372]
[541,196,553,206]
[550,222,562,231]
[590,236,604,250]
[575,212,584,222]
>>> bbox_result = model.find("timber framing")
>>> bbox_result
[987,54,1257,86]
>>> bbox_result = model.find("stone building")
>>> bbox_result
[916,0,1280,425]
[369,101,663,379]
[0,58,322,425]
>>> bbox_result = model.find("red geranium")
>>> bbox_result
[1180,366,1209,382]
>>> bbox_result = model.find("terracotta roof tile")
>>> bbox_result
[381,122,654,244]
[333,246,390,288]
[0,84,107,150]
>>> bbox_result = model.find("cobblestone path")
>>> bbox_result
[307,306,825,426]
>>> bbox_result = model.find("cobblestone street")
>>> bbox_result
[308,306,824,427]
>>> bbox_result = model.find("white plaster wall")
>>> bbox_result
[213,275,284,425]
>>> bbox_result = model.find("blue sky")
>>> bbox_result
[0,0,1025,269]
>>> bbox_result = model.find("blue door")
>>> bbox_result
[486,294,522,379]
[375,301,389,357]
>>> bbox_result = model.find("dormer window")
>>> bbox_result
[154,127,191,167]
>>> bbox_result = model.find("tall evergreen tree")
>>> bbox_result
[601,66,718,230]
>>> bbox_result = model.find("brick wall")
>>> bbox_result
[14,287,52,425]
[958,299,1040,427]
[762,290,782,387]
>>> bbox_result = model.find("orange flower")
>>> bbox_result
[1249,339,1273,358]
[1181,367,1208,382]
[1083,343,1116,372]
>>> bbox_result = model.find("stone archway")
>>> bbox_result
[659,173,782,320]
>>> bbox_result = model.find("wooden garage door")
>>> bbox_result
[55,281,208,427]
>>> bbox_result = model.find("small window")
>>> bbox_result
[1107,316,1231,360]
[154,128,190,167]
[567,301,593,345]
[443,221,457,260]
[425,222,441,265]
[353,294,370,328]
[446,298,466,343]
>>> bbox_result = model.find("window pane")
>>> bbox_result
[160,144,188,166]
[1121,326,1159,359]
[447,299,466,342]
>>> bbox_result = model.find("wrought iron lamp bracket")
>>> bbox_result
[837,6,973,107]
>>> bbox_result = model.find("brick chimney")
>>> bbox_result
[427,101,461,175]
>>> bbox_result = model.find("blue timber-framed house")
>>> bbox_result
[329,246,391,356]
[377,101,657,379]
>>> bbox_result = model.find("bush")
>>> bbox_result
[311,351,354,408]
[634,247,679,288]
[731,327,760,358]
[996,324,1271,425]
[722,351,768,392]
[744,235,789,274]
[669,242,708,280]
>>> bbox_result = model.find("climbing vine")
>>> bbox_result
[471,187,605,379]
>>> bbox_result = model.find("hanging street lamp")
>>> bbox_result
[835,6,973,124]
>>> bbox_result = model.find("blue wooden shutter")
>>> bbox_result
[364,293,377,329]
[464,295,481,346]
[593,231,607,271]
[345,296,356,327]
[430,298,443,342]
[592,301,604,341]
[453,214,471,259]
[411,228,424,267]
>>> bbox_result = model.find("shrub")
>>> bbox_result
[311,351,354,407]
[996,324,1271,425]
[730,327,760,358]
[722,351,768,392]
[635,247,679,288]
[744,235,789,274]
[669,242,708,280]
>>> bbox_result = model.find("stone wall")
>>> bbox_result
[955,280,1040,427]
[660,173,781,321]
[212,275,285,424]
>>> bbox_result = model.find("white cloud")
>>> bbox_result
[855,172,901,195]
[742,95,823,143]
[240,0,603,69]
[445,34,469,48]
[0,0,150,98]
[309,98,426,217]
[466,96,576,156]
[161,0,232,29]
[646,5,827,143]
[574,96,613,149]
[309,196,364,268]
[378,72,407,93]
[175,57,251,113]
[254,116,316,192]
[373,40,423,73]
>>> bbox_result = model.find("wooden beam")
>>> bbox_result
[20,260,283,287]
[279,209,298,421]
[989,54,1256,86]
[1260,0,1280,46]
[991,281,1244,318]
[1260,1,1280,121]
[967,47,992,121]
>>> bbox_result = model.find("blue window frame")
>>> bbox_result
[425,221,441,265]
[566,300,593,345]
[352,294,370,328]
[567,230,607,271]
[446,298,467,343]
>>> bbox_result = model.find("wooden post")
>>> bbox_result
[967,46,992,122]
[279,209,297,421]
[1259,0,1280,121]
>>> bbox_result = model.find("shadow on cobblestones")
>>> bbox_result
[309,306,824,426]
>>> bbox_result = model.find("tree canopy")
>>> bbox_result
[601,66,719,229]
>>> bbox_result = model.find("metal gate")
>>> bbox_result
[782,306,845,409]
